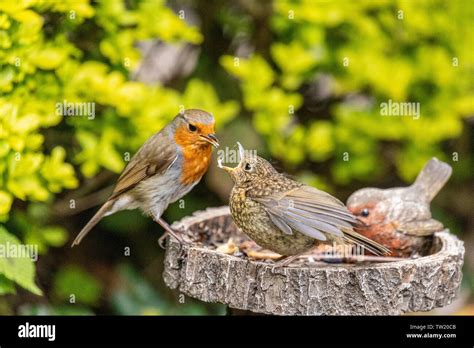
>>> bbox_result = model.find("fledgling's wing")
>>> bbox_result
[252,184,390,255]
[110,130,178,199]
[251,184,358,241]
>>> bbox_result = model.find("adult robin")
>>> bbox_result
[218,143,389,266]
[346,158,452,257]
[72,109,219,247]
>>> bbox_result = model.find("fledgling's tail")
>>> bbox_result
[71,200,114,247]
[411,158,452,202]
[343,228,391,256]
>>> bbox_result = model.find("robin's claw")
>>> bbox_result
[158,232,169,249]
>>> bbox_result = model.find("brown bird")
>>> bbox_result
[218,143,389,265]
[346,158,452,258]
[72,109,219,247]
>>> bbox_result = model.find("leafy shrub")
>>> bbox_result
[221,0,472,185]
[0,0,238,295]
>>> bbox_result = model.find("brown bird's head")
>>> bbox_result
[218,142,277,186]
[173,109,219,148]
[346,188,388,226]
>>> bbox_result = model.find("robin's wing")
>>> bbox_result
[251,185,358,241]
[110,131,177,199]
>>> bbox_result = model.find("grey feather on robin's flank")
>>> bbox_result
[110,130,178,199]
[73,108,217,247]
[72,130,178,247]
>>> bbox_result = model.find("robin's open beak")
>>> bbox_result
[200,134,219,147]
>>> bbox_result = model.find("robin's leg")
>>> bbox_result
[153,217,186,245]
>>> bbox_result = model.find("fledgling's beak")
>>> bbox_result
[217,158,234,173]
[200,134,219,147]
[217,141,246,178]
[236,142,245,161]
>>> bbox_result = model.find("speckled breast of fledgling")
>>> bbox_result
[229,182,315,256]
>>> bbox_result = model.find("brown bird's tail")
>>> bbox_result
[342,228,391,256]
[411,158,452,202]
[71,200,114,247]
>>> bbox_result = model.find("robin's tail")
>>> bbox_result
[411,158,452,202]
[343,228,391,256]
[71,200,114,247]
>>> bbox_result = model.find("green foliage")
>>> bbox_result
[12,204,68,253]
[0,274,16,295]
[0,0,238,297]
[222,0,473,184]
[19,303,94,316]
[53,265,102,306]
[0,226,41,295]
[96,0,202,68]
[111,264,218,315]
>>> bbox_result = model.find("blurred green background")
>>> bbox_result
[0,0,472,315]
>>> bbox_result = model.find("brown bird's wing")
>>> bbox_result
[386,200,441,236]
[252,185,358,241]
[397,219,444,236]
[72,131,177,247]
[110,131,178,199]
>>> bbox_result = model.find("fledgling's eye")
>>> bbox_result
[244,163,252,171]
[188,124,197,132]
[361,208,370,217]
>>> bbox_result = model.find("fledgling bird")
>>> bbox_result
[346,158,452,258]
[218,143,390,265]
[72,109,219,247]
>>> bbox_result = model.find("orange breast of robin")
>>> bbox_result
[174,128,213,185]
[180,145,212,185]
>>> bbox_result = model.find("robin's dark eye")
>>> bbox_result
[361,208,370,217]
[244,163,252,171]
[188,124,197,132]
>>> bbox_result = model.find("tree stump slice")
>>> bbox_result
[163,206,464,315]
